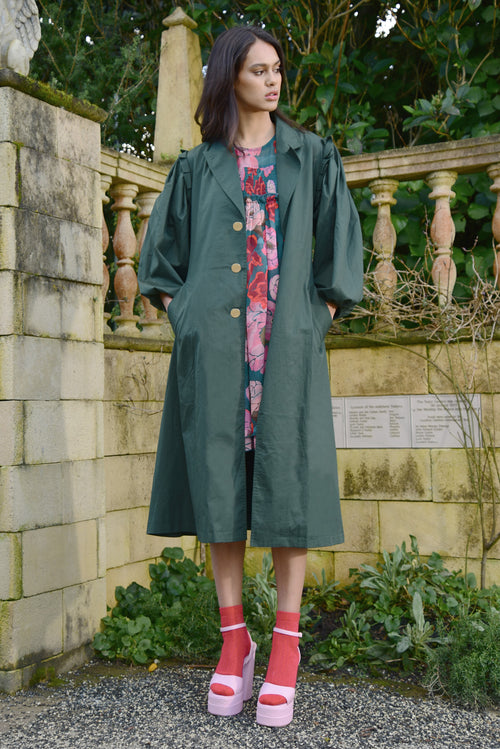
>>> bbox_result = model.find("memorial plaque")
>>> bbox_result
[411,394,482,448]
[344,396,411,448]
[331,394,482,449]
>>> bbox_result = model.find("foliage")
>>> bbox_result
[425,611,500,708]
[93,547,221,664]
[309,536,500,673]
[31,1,500,156]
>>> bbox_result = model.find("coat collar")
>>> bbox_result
[203,118,304,225]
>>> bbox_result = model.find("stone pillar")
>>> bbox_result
[426,170,458,305]
[0,85,106,692]
[370,178,399,322]
[153,7,203,162]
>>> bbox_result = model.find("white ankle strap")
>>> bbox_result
[273,626,302,638]
[220,622,247,633]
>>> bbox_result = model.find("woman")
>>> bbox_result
[138,26,363,727]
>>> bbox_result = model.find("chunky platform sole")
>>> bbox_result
[207,638,257,717]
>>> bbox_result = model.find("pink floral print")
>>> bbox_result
[235,138,282,450]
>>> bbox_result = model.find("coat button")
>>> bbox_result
[231,263,242,273]
[233,221,243,231]
[230,308,241,318]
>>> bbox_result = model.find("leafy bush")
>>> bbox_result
[93,547,221,665]
[426,611,500,708]
[309,536,500,673]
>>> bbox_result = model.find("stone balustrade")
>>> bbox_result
[100,134,500,337]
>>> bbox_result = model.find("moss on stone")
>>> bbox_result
[0,69,107,123]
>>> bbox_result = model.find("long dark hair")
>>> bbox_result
[195,26,292,147]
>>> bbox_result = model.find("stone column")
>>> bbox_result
[153,7,203,162]
[426,170,458,305]
[0,85,106,692]
[370,178,399,321]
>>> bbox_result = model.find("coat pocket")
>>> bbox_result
[167,284,189,336]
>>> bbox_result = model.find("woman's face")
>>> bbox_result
[234,39,281,116]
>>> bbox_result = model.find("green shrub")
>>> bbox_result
[425,611,500,709]
[309,536,500,673]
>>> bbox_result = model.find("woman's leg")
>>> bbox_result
[208,541,252,706]
[273,547,307,613]
[257,546,307,721]
[210,540,246,606]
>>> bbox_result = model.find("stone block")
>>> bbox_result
[0,667,23,694]
[104,400,163,456]
[304,550,335,588]
[0,534,22,599]
[481,393,500,448]
[0,460,104,532]
[24,401,101,464]
[0,592,63,670]
[128,507,166,563]
[429,340,500,394]
[12,209,102,283]
[0,207,16,270]
[105,510,131,569]
[104,349,169,403]
[105,453,155,512]
[97,517,106,579]
[333,551,381,586]
[0,272,22,334]
[19,148,101,228]
[0,337,103,401]
[332,499,380,554]
[0,401,23,466]
[22,521,98,596]
[431,449,475,503]
[338,448,431,501]
[0,88,57,154]
[330,344,428,396]
[0,142,19,208]
[56,108,101,170]
[63,578,107,652]
[106,562,152,608]
[379,501,482,558]
[23,275,101,341]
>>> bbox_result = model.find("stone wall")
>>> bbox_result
[0,86,106,692]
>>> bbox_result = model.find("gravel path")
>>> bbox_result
[0,662,499,749]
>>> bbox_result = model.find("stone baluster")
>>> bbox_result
[100,175,112,330]
[370,179,399,316]
[426,170,457,305]
[110,181,140,335]
[487,164,500,286]
[135,191,164,336]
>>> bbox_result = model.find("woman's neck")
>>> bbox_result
[235,113,275,149]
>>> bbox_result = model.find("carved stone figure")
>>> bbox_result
[0,0,40,76]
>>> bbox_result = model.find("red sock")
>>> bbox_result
[259,611,301,706]
[211,604,251,697]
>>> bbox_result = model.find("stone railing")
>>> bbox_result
[101,134,500,337]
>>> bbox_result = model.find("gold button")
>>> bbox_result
[231,263,242,273]
[233,221,243,231]
[230,308,241,318]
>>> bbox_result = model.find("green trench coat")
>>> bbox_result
[138,118,364,548]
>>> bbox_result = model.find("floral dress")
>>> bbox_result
[235,137,283,451]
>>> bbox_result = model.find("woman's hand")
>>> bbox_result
[160,292,173,312]
[326,302,337,320]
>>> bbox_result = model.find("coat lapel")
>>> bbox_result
[275,118,303,231]
[203,141,244,215]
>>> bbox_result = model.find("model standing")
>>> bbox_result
[138,26,364,727]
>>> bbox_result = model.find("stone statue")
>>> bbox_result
[0,0,41,76]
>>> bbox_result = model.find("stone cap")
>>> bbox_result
[0,68,107,123]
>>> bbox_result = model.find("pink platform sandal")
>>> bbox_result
[207,623,257,717]
[256,627,302,727]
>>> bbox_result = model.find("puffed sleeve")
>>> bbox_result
[312,138,364,319]
[138,152,191,310]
